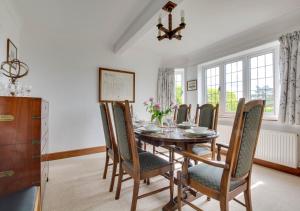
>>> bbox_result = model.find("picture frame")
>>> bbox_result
[6,39,17,64]
[99,67,135,102]
[187,80,197,91]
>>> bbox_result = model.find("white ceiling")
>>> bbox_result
[11,0,152,46]
[11,0,300,62]
[133,0,300,61]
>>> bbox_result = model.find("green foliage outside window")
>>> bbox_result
[176,85,183,104]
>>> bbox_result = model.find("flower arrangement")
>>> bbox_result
[144,97,177,126]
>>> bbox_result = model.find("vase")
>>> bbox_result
[155,116,164,127]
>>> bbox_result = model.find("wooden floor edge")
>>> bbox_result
[253,158,300,176]
[43,146,106,161]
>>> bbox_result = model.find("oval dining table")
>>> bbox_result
[134,127,219,211]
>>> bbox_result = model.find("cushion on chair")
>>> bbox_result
[100,104,112,149]
[113,104,132,161]
[192,145,211,156]
[125,152,170,172]
[188,163,244,191]
[199,104,214,128]
[234,105,263,178]
[176,105,188,124]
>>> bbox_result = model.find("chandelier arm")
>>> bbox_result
[173,34,182,40]
[158,34,168,41]
[158,26,170,34]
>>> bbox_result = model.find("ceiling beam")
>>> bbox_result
[113,0,183,54]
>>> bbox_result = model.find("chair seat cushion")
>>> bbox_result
[125,152,170,172]
[192,145,211,156]
[188,163,244,191]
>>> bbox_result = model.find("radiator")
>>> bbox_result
[217,125,299,168]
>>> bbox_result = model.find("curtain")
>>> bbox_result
[157,68,175,109]
[278,31,300,125]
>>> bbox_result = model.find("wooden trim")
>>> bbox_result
[44,146,106,161]
[220,150,300,176]
[253,158,300,176]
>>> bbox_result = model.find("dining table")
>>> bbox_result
[134,125,219,211]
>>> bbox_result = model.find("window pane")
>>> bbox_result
[225,60,243,112]
[250,53,274,113]
[206,66,220,106]
[175,69,184,104]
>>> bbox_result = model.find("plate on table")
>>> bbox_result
[184,127,215,137]
[138,126,161,133]
[177,122,196,129]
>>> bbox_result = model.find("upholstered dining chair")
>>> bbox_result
[174,104,192,124]
[192,103,219,160]
[112,101,174,211]
[99,103,119,192]
[177,98,265,211]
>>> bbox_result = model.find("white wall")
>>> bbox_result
[0,0,21,87]
[18,27,161,153]
[185,65,198,117]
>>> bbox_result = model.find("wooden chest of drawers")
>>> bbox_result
[0,96,49,203]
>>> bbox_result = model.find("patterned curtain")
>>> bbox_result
[157,68,175,109]
[278,31,300,125]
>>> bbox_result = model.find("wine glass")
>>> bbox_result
[165,114,174,132]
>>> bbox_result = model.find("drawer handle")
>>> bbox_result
[32,116,41,119]
[0,170,15,178]
[32,140,40,145]
[0,115,14,122]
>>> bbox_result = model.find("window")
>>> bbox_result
[206,67,220,105]
[175,69,185,104]
[250,53,274,113]
[225,61,243,112]
[201,43,278,118]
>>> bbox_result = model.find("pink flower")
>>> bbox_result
[172,104,178,110]
[149,97,154,102]
[154,103,160,110]
[143,101,148,106]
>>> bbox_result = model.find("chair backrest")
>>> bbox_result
[99,103,117,152]
[225,99,265,179]
[174,104,191,124]
[112,101,139,167]
[195,104,219,130]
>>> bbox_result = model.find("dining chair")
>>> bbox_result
[99,103,119,192]
[112,101,174,211]
[192,103,219,160]
[174,104,192,124]
[177,98,265,211]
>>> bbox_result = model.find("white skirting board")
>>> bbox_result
[217,125,299,168]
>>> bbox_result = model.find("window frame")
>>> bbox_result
[200,45,279,120]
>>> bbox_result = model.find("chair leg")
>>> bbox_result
[217,145,222,161]
[131,180,140,211]
[109,160,117,192]
[102,151,109,179]
[144,142,147,151]
[177,171,182,211]
[244,187,253,211]
[153,145,155,154]
[211,138,216,160]
[169,170,174,201]
[115,161,123,200]
[219,198,229,211]
[147,178,150,185]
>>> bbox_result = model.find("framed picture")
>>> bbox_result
[6,39,17,63]
[187,80,197,91]
[99,67,135,102]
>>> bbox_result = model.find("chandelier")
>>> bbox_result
[157,1,186,41]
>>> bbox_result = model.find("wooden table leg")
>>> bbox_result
[162,145,204,211]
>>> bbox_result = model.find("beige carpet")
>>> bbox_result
[43,153,300,211]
